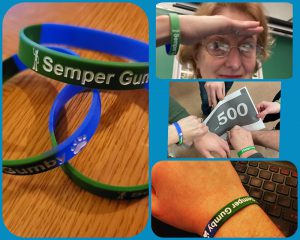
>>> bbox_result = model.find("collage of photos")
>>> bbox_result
[154,1,297,239]
[1,1,298,240]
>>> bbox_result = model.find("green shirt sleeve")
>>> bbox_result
[169,96,189,123]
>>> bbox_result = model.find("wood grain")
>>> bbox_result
[2,3,148,237]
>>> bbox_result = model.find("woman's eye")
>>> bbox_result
[208,41,229,52]
[239,43,255,52]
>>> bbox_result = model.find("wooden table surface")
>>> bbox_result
[2,3,149,238]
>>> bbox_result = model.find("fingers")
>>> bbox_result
[206,87,212,107]
[232,20,264,36]
[201,150,214,158]
[235,26,264,36]
[223,141,231,158]
[218,138,230,158]
[256,101,267,111]
[215,148,228,158]
[257,110,268,120]
[210,89,217,107]
[205,82,225,108]
[256,102,269,119]
[216,86,225,101]
[237,20,261,28]
[222,85,225,98]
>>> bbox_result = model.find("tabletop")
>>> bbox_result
[2,2,149,238]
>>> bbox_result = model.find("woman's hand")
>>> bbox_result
[152,161,248,235]
[228,126,257,158]
[193,132,230,158]
[180,15,263,45]
[204,82,225,108]
[168,116,208,145]
[157,15,264,47]
[256,101,280,120]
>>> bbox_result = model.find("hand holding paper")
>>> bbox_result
[203,87,265,137]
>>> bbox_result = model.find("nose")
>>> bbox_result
[224,47,242,71]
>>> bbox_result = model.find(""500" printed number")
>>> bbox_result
[218,103,248,125]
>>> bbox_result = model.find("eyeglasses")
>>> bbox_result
[205,40,263,58]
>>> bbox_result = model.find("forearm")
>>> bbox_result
[156,15,171,47]
[168,124,178,145]
[252,130,280,151]
[214,204,284,237]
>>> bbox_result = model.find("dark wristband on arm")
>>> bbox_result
[203,196,258,237]
[247,152,264,158]
[18,23,149,90]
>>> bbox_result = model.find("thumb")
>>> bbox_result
[257,109,269,119]
[201,150,214,158]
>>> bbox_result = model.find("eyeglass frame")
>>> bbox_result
[202,38,264,59]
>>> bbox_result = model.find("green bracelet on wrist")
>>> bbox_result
[165,13,181,55]
[237,146,256,157]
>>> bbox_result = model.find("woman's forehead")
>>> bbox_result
[205,35,258,43]
[214,7,256,21]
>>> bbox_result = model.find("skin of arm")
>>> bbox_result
[168,116,208,146]
[251,130,280,151]
[152,161,284,237]
[214,204,284,237]
[168,124,179,145]
[156,15,263,47]
[193,132,230,158]
[156,15,171,46]
[228,125,258,158]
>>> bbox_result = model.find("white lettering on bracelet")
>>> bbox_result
[40,56,148,86]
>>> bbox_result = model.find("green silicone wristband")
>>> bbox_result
[18,24,149,90]
[61,162,148,200]
[237,146,256,157]
[50,137,148,200]
[203,196,258,238]
[165,13,181,55]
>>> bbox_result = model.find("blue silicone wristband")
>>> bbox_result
[3,47,101,175]
[48,85,101,165]
[50,89,148,199]
[18,23,149,90]
[173,121,183,145]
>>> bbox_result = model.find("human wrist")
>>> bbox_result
[178,15,190,44]
[214,204,284,237]
[193,191,249,235]
[168,124,178,145]
[202,196,258,237]
[215,204,260,237]
[156,15,171,46]
[241,149,258,158]
[237,146,257,158]
[165,13,180,55]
